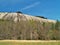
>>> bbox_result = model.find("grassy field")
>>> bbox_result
[0,40,60,45]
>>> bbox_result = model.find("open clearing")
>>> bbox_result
[0,40,60,45]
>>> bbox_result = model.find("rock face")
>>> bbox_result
[0,12,56,23]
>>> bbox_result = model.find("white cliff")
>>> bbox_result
[0,12,56,23]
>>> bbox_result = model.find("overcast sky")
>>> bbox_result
[0,0,60,20]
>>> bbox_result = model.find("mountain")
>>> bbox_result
[0,12,60,40]
[0,12,56,23]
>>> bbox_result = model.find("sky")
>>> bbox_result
[0,0,60,20]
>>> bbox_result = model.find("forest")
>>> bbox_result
[0,19,60,40]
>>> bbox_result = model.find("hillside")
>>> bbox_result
[0,12,60,40]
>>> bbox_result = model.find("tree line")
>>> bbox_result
[0,19,60,40]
